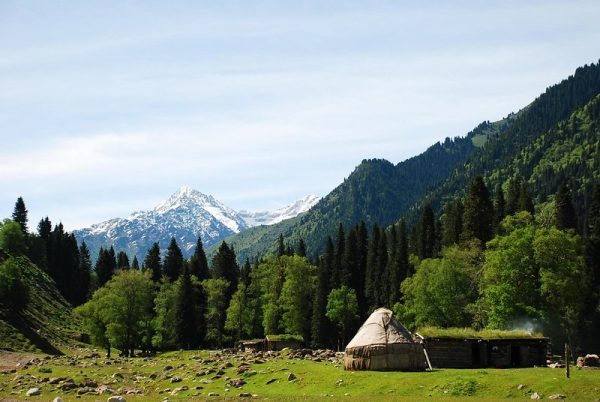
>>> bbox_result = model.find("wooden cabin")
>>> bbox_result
[416,328,548,368]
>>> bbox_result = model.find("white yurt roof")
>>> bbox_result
[346,307,414,349]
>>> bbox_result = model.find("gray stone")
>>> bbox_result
[549,395,566,400]
[26,387,41,396]
[52,397,64,402]
[107,396,127,402]
[208,392,219,396]
[531,392,541,400]
[287,373,296,381]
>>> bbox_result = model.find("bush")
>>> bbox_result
[0,257,28,311]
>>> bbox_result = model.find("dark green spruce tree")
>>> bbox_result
[143,242,162,282]
[364,224,380,311]
[211,241,239,303]
[518,183,535,215]
[163,237,184,281]
[555,183,578,231]
[175,266,199,349]
[117,251,130,270]
[418,204,437,259]
[330,223,345,290]
[131,256,140,270]
[75,241,92,305]
[376,228,389,306]
[276,234,285,258]
[493,184,506,233]
[505,176,522,216]
[462,176,494,246]
[95,247,116,287]
[189,237,210,280]
[311,237,334,348]
[297,238,307,258]
[12,197,28,234]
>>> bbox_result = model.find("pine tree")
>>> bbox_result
[76,241,92,305]
[143,242,162,282]
[441,198,463,246]
[388,220,409,306]
[240,258,252,286]
[311,238,333,348]
[164,237,184,281]
[12,197,28,233]
[518,183,535,215]
[505,176,522,216]
[493,184,506,232]
[555,183,578,231]
[418,204,437,259]
[95,247,115,287]
[342,227,359,288]
[211,241,239,303]
[331,224,345,289]
[117,251,130,270]
[189,237,210,280]
[175,266,198,349]
[364,224,380,310]
[462,176,494,246]
[355,221,368,314]
[131,256,140,270]
[277,234,285,258]
[297,238,307,258]
[376,228,389,306]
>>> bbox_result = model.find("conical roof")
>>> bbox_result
[346,308,415,349]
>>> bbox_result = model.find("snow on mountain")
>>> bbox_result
[239,194,320,226]
[73,186,319,262]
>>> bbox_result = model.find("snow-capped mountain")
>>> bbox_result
[73,186,319,262]
[239,194,320,226]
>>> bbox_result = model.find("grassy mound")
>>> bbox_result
[0,255,81,354]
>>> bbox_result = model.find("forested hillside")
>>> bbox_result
[407,61,600,225]
[217,134,479,262]
[218,61,600,262]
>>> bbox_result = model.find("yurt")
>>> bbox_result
[344,308,426,371]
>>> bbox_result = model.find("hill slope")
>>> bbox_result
[218,60,600,262]
[406,60,600,225]
[0,254,80,354]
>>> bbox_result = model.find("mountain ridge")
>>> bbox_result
[74,187,319,262]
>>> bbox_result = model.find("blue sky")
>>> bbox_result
[1,1,600,230]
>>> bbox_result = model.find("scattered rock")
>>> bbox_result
[77,387,97,395]
[164,365,174,371]
[549,395,566,400]
[228,378,246,388]
[149,372,161,379]
[26,387,41,396]
[577,354,599,368]
[266,378,277,385]
[107,396,127,402]
[239,392,252,397]
[97,385,115,395]
[208,392,219,396]
[170,377,182,383]
[111,373,124,379]
[287,373,297,381]
[52,397,64,402]
[518,384,526,390]
[531,392,541,400]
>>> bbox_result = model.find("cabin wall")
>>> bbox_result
[424,338,548,368]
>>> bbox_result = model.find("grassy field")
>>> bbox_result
[1,349,599,401]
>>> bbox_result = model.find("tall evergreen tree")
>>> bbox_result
[76,241,92,305]
[331,224,345,289]
[342,227,359,288]
[143,242,162,282]
[364,224,380,310]
[441,198,463,246]
[376,228,389,306]
[555,182,578,231]
[12,197,28,234]
[418,204,437,259]
[311,237,333,348]
[211,241,239,303]
[462,176,494,246]
[388,219,409,306]
[189,237,210,280]
[240,258,252,286]
[493,184,506,232]
[174,266,198,349]
[164,237,184,281]
[297,238,307,258]
[117,251,130,270]
[518,183,535,215]
[355,221,369,314]
[131,256,140,270]
[95,247,115,287]
[505,176,522,216]
[276,234,285,258]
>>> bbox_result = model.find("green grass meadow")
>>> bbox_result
[1,349,599,401]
